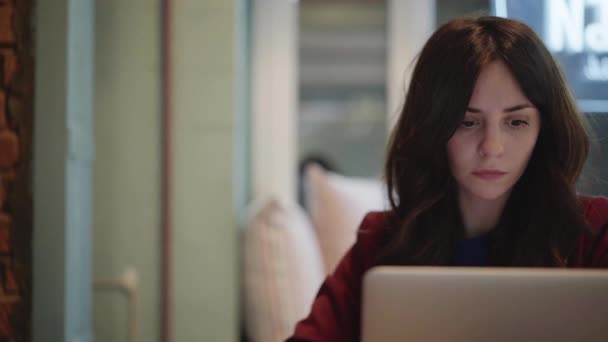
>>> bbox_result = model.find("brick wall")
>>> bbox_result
[0,0,33,340]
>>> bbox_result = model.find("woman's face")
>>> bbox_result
[447,60,541,204]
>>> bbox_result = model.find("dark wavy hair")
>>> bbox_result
[378,16,591,267]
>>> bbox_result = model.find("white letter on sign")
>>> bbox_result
[547,0,585,52]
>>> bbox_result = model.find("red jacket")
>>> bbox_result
[288,196,608,342]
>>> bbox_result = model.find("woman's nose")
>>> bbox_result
[479,127,504,157]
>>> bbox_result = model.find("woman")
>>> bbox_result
[287,16,608,342]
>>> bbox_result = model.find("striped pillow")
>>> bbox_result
[304,163,387,274]
[243,198,325,342]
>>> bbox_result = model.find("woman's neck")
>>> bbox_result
[458,191,510,238]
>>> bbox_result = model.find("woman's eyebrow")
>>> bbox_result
[504,103,533,112]
[466,103,533,113]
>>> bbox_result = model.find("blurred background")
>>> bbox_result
[0,0,606,341]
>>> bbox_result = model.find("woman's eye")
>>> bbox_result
[510,119,529,127]
[461,120,477,128]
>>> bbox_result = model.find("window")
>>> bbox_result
[491,0,608,195]
[298,0,388,178]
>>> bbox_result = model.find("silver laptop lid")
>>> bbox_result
[362,266,608,342]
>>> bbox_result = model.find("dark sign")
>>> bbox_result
[492,0,608,112]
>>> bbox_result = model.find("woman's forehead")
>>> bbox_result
[468,61,533,111]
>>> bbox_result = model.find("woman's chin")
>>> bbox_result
[465,186,512,202]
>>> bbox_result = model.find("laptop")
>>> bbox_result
[362,266,608,342]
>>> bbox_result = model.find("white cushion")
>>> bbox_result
[242,198,325,342]
[305,163,387,274]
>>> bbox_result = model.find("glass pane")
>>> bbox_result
[581,113,608,196]
[488,0,608,195]
[436,0,490,25]
[298,0,387,178]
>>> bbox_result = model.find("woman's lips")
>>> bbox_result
[472,170,507,180]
